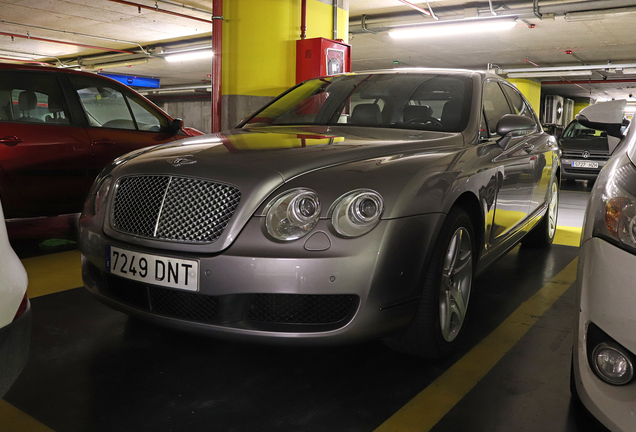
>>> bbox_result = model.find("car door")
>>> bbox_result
[66,74,179,173]
[0,71,94,215]
[500,82,550,215]
[482,80,535,244]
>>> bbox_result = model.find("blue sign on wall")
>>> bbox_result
[98,73,160,88]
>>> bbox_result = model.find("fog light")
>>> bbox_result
[592,343,634,385]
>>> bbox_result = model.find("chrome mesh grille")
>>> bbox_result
[112,175,241,243]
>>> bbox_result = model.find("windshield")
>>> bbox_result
[563,120,607,139]
[243,73,473,132]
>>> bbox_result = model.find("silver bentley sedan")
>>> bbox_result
[79,69,560,358]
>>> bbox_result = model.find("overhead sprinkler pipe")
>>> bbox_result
[396,0,434,18]
[107,0,214,24]
[0,31,136,54]
[211,0,223,133]
[0,57,52,65]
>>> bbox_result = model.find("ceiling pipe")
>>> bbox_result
[107,0,214,24]
[395,0,433,18]
[542,79,636,85]
[0,20,150,55]
[211,0,223,133]
[533,0,542,19]
[333,0,338,40]
[140,84,212,94]
[349,0,636,33]
[500,62,636,73]
[0,57,52,65]
[153,0,212,16]
[0,48,63,65]
[301,0,307,39]
[0,31,136,54]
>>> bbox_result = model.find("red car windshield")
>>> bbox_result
[243,73,473,132]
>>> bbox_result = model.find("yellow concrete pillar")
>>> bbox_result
[221,0,349,130]
[506,78,542,115]
[573,102,590,116]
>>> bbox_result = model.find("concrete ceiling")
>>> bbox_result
[0,0,212,87]
[0,1,635,102]
[348,0,636,101]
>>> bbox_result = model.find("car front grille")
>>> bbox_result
[246,294,356,324]
[563,167,602,175]
[561,150,609,161]
[103,273,220,323]
[111,175,241,244]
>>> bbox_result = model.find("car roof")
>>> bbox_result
[0,61,107,78]
[306,67,502,83]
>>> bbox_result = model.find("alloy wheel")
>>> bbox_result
[439,227,473,342]
[548,182,558,239]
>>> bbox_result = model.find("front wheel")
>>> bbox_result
[386,208,475,358]
[522,178,559,247]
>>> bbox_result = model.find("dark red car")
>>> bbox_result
[0,63,204,219]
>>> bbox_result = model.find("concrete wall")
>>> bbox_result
[161,100,212,134]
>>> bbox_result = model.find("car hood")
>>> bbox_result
[121,125,464,179]
[106,126,464,253]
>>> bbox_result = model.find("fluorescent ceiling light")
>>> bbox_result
[507,70,593,78]
[165,49,213,62]
[389,18,516,39]
[84,58,149,70]
[565,7,636,22]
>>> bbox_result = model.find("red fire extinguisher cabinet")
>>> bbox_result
[296,37,352,84]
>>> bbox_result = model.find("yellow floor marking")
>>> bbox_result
[374,258,578,432]
[0,400,54,432]
[554,225,582,247]
[21,251,82,298]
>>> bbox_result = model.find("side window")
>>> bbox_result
[126,96,165,132]
[482,81,514,136]
[0,73,71,125]
[501,84,536,124]
[68,75,167,132]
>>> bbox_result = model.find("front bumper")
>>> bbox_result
[80,214,444,345]
[0,301,31,398]
[574,237,636,432]
[561,158,607,180]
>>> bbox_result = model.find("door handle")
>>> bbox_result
[0,136,23,146]
[523,144,534,153]
[93,139,116,146]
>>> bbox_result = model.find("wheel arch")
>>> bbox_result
[449,192,484,261]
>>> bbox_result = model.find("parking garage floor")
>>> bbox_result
[1,181,609,432]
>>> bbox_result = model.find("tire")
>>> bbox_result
[522,177,559,247]
[570,353,582,404]
[386,207,475,358]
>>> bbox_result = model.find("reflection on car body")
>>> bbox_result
[79,69,560,358]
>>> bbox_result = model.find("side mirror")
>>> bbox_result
[496,114,536,149]
[576,100,625,139]
[167,118,184,134]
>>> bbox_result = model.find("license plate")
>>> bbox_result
[106,246,199,291]
[572,161,599,168]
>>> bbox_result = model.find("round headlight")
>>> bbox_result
[93,176,112,215]
[592,342,635,385]
[330,190,384,238]
[265,189,321,241]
